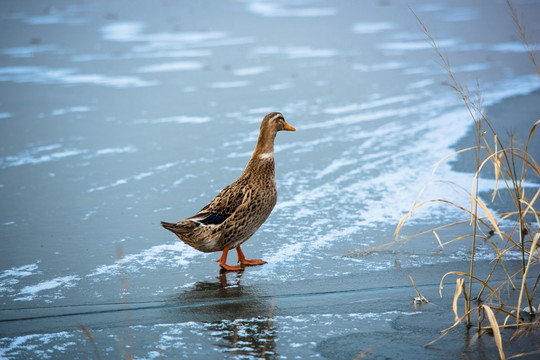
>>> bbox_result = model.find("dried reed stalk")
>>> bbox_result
[482,305,506,360]
[409,275,429,303]
[78,323,103,360]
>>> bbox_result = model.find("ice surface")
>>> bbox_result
[351,22,396,34]
[0,66,156,87]
[17,276,80,301]
[246,2,336,17]
[1,0,539,358]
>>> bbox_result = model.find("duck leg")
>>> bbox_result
[236,246,267,266]
[217,246,244,271]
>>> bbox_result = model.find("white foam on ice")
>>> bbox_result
[87,161,179,192]
[246,2,336,17]
[1,145,137,168]
[51,106,91,116]
[2,44,62,58]
[352,22,396,34]
[101,22,227,44]
[2,147,88,168]
[233,66,271,76]
[0,331,75,359]
[137,61,204,73]
[16,275,80,301]
[87,241,205,278]
[140,115,212,124]
[378,38,459,51]
[323,94,418,115]
[490,42,540,53]
[0,263,40,279]
[0,66,156,88]
[252,46,337,58]
[210,81,250,88]
[352,61,404,72]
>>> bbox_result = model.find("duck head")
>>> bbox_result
[261,112,296,132]
[253,112,295,158]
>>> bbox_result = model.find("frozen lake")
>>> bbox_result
[1,0,539,359]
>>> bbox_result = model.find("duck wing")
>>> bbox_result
[187,178,249,226]
[215,185,277,249]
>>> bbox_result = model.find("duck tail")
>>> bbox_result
[160,221,176,230]
[160,220,198,234]
[160,220,209,252]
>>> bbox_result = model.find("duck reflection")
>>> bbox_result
[168,270,277,359]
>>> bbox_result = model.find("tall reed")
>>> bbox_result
[395,2,540,358]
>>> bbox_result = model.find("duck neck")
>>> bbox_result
[251,127,276,160]
[243,127,276,179]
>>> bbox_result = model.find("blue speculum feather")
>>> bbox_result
[198,213,229,225]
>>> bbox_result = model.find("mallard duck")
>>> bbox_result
[161,112,296,271]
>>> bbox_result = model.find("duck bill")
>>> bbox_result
[283,122,296,131]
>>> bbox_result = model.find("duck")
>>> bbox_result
[161,112,296,271]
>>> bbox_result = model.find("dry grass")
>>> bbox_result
[409,275,429,304]
[395,2,540,359]
[353,344,380,360]
[78,323,102,360]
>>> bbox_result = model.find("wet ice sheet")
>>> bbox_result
[3,276,536,359]
[0,273,432,359]
[0,309,417,359]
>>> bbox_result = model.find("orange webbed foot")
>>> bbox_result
[217,246,245,272]
[216,245,266,271]
[239,258,267,266]
[236,246,266,267]
[220,263,245,271]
